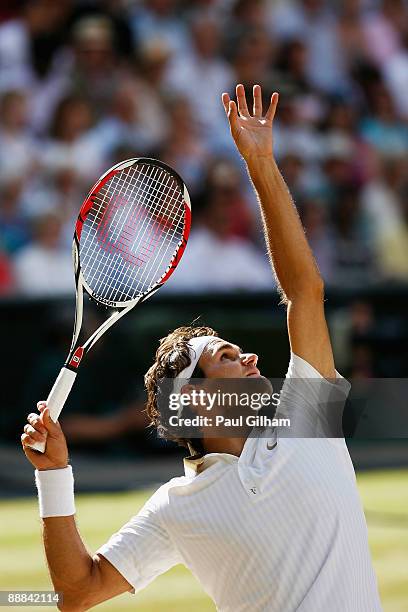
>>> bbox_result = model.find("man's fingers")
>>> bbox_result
[265,92,279,122]
[21,432,30,446]
[227,100,239,131]
[37,401,47,413]
[40,407,61,437]
[21,432,37,448]
[223,93,240,134]
[27,413,47,434]
[236,84,250,117]
[253,84,262,117]
[222,93,239,132]
[222,92,230,115]
[24,424,46,442]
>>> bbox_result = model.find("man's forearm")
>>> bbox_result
[247,155,322,301]
[43,516,93,609]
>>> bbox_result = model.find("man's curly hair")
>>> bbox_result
[145,325,218,456]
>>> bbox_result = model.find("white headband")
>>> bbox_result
[172,335,221,395]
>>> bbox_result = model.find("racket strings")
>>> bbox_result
[85,170,184,258]
[86,170,183,250]
[105,165,184,297]
[84,168,184,301]
[80,163,185,303]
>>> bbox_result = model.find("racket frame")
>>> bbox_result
[67,157,191,371]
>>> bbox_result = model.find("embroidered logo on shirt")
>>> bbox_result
[266,441,277,451]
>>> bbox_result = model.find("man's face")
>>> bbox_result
[187,339,273,420]
[198,338,261,379]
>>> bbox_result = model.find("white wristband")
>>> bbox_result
[35,465,76,518]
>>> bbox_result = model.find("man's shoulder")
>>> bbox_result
[144,475,192,512]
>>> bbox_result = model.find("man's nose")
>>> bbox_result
[241,353,258,367]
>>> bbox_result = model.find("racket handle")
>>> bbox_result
[27,367,77,453]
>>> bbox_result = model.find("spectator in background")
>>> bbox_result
[361,0,405,69]
[13,213,73,296]
[232,27,276,107]
[90,78,164,162]
[61,400,149,448]
[22,165,84,246]
[348,301,376,378]
[269,0,349,94]
[131,39,172,146]
[331,185,376,287]
[0,90,37,180]
[42,94,103,182]
[131,0,190,61]
[164,10,235,152]
[337,0,368,71]
[275,38,311,96]
[279,153,312,202]
[204,159,256,241]
[320,98,375,185]
[159,95,209,193]
[320,139,356,205]
[383,29,408,120]
[68,0,135,61]
[67,16,123,119]
[360,82,408,156]
[300,198,335,283]
[0,0,71,91]
[166,165,272,293]
[229,0,267,31]
[0,0,73,135]
[273,39,326,152]
[272,94,323,163]
[362,154,408,281]
[0,175,30,254]
[378,200,408,281]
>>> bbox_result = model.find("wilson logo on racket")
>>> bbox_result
[96,194,172,268]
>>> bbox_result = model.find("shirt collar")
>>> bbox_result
[183,451,240,478]
[182,426,269,477]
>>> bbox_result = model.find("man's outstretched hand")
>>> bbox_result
[222,84,279,164]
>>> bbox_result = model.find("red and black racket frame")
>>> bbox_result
[65,157,191,374]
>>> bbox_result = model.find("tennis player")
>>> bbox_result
[21,85,382,611]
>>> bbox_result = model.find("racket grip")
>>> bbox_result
[27,367,77,453]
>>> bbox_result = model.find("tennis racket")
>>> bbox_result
[28,157,191,452]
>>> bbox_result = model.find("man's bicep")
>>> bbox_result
[81,554,133,610]
[287,295,335,379]
[95,553,133,591]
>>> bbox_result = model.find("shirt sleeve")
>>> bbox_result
[96,489,181,593]
[276,353,351,438]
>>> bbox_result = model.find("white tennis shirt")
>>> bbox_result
[97,354,382,611]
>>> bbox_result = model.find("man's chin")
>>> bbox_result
[220,375,274,399]
[245,374,273,394]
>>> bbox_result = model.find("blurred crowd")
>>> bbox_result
[0,0,407,297]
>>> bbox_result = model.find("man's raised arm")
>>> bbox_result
[21,403,131,611]
[222,84,335,378]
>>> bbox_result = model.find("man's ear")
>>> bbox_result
[180,383,207,415]
[180,383,195,396]
[180,383,206,395]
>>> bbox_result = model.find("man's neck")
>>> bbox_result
[202,436,247,458]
